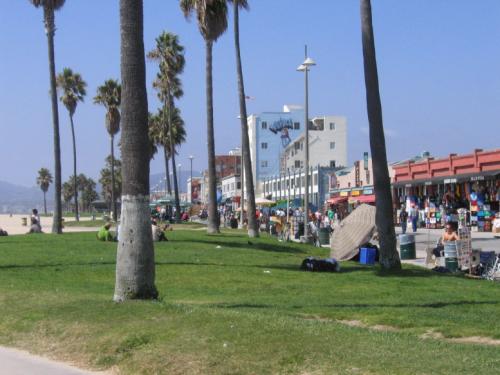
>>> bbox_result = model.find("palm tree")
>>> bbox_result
[36,168,53,215]
[360,0,400,270]
[114,0,157,302]
[148,32,185,221]
[181,0,228,233]
[229,0,258,237]
[29,0,65,234]
[150,111,171,194]
[94,79,121,222]
[56,68,87,222]
[99,155,122,211]
[149,107,187,202]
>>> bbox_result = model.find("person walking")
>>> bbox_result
[410,205,419,233]
[399,205,408,234]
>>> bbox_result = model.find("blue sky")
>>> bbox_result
[1,0,499,186]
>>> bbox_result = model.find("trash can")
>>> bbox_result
[295,222,304,240]
[318,228,330,245]
[360,247,377,265]
[399,234,416,260]
[445,257,459,272]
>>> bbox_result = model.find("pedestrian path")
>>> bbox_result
[0,346,106,375]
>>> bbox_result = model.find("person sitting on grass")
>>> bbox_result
[27,217,43,234]
[152,220,168,242]
[0,227,8,236]
[97,223,116,242]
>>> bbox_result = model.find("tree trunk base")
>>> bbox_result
[378,258,402,270]
[114,194,158,302]
[207,224,219,234]
[247,229,259,238]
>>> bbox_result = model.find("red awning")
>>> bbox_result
[349,194,375,204]
[328,196,348,205]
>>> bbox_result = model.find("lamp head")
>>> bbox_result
[297,64,306,72]
[303,57,316,66]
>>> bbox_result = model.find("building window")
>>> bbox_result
[302,177,305,186]
[261,160,268,168]
[329,122,335,130]
[330,160,336,168]
[237,182,241,189]
[261,142,268,149]
[330,142,335,150]
[314,174,318,186]
[278,182,281,190]
[294,160,301,169]
[300,142,303,150]
[261,121,267,129]
[291,179,295,188]
[231,183,235,190]
[294,122,300,130]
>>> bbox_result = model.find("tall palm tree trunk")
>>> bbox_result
[360,0,400,270]
[44,6,62,234]
[233,2,258,238]
[110,135,117,221]
[69,114,79,221]
[205,40,219,234]
[43,191,47,215]
[114,0,157,302]
[163,147,172,195]
[169,97,181,222]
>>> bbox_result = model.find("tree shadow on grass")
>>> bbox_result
[0,261,115,270]
[375,267,458,278]
[192,299,500,313]
[174,237,307,254]
[320,300,500,310]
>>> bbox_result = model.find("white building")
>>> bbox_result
[221,174,241,209]
[247,105,347,195]
[281,116,347,172]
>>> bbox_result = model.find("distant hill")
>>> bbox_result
[0,170,201,214]
[0,180,52,214]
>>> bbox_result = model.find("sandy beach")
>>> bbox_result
[0,214,99,235]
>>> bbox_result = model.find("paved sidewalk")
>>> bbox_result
[0,346,105,375]
[395,227,500,268]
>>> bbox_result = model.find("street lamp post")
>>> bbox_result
[177,163,182,198]
[236,116,245,228]
[297,50,316,241]
[189,155,194,203]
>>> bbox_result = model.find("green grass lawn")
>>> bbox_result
[0,231,499,374]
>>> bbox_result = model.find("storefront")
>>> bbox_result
[327,186,376,220]
[392,149,500,231]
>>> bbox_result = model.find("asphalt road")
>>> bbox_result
[0,347,103,375]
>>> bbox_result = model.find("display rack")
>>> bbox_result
[457,208,472,271]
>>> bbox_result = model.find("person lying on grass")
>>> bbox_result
[97,223,116,242]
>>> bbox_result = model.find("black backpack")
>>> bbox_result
[300,257,340,272]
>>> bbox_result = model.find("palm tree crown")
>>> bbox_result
[29,0,65,8]
[56,68,86,116]
[37,168,53,192]
[94,80,122,136]
[180,0,228,42]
